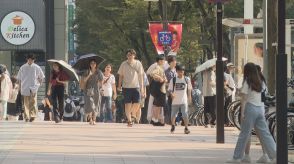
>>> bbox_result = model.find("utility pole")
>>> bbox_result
[262,0,268,82]
[276,0,288,162]
[215,2,224,144]
[267,0,277,94]
[162,0,168,56]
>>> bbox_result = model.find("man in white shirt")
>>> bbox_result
[17,54,45,122]
[117,49,144,127]
[224,63,236,126]
[202,66,216,128]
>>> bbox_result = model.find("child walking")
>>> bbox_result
[168,65,192,134]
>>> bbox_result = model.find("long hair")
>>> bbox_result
[243,63,262,92]
[51,62,62,79]
[89,59,97,70]
[255,65,266,84]
[10,76,17,88]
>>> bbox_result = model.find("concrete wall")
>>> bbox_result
[54,0,67,61]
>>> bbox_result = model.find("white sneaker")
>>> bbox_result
[226,158,241,163]
[241,154,251,163]
[256,154,270,163]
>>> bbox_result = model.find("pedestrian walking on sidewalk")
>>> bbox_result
[16,54,45,122]
[202,66,216,128]
[0,64,12,120]
[100,64,117,123]
[7,76,20,120]
[168,65,192,134]
[241,64,271,163]
[47,62,70,123]
[149,54,167,126]
[117,49,144,127]
[164,55,177,125]
[226,63,276,163]
[81,59,103,125]
[224,63,236,126]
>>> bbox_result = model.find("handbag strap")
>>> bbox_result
[126,61,139,74]
[103,75,111,84]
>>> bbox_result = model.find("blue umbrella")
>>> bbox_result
[73,53,105,70]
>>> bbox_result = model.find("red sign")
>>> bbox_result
[168,23,182,55]
[149,23,182,55]
[243,19,251,24]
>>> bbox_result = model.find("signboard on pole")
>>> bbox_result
[158,31,172,45]
[149,23,182,55]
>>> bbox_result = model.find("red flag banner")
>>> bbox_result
[149,23,183,55]
[149,23,164,54]
[168,23,182,55]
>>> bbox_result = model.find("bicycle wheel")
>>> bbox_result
[233,106,241,130]
[196,108,205,126]
[228,101,241,127]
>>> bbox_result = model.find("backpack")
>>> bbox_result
[64,98,75,113]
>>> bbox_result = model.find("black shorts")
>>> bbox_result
[153,93,166,107]
[123,88,141,104]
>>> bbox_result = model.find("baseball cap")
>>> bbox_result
[226,63,235,67]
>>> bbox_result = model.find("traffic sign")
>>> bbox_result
[158,31,172,45]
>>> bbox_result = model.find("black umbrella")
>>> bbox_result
[73,54,105,70]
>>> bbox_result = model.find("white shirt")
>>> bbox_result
[0,73,11,101]
[241,81,264,107]
[17,63,45,96]
[146,61,169,75]
[117,60,144,88]
[202,70,216,97]
[168,76,192,105]
[102,74,115,97]
[224,72,235,96]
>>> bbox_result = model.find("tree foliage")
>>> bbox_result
[74,0,294,73]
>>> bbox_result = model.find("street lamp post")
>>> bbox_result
[276,0,287,163]
[215,2,224,144]
[208,0,225,144]
[162,0,168,56]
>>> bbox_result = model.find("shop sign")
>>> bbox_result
[1,11,35,45]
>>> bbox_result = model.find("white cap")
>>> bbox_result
[226,63,235,67]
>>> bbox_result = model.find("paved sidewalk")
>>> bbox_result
[0,121,264,164]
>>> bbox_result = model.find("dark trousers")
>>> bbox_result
[164,96,172,124]
[224,95,232,125]
[204,95,216,125]
[52,85,65,119]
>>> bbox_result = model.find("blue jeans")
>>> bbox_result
[100,96,112,122]
[233,102,276,159]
